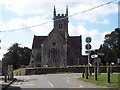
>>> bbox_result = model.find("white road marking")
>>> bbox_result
[24,84,35,85]
[66,77,70,83]
[48,81,54,87]
[67,80,70,83]
[50,82,54,87]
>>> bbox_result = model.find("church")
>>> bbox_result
[29,6,83,67]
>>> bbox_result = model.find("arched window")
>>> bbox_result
[59,23,63,29]
[52,48,56,58]
[48,42,58,59]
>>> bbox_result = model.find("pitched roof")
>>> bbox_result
[32,35,82,49]
[32,35,47,49]
[69,36,82,50]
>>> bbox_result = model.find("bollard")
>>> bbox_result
[85,67,88,79]
[4,74,7,82]
[90,67,92,75]
[11,65,14,79]
[4,67,7,82]
[8,65,11,80]
[82,67,85,78]
[99,66,101,75]
[107,67,110,83]
[110,67,112,74]
[94,66,97,81]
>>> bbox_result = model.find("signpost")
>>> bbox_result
[86,37,91,43]
[91,51,103,74]
[117,58,120,65]
[85,37,92,75]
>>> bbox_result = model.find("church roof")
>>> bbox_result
[69,36,82,50]
[32,35,47,49]
[32,35,82,49]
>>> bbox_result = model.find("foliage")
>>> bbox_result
[78,74,120,88]
[2,43,31,70]
[99,28,120,65]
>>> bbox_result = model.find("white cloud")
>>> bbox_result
[0,16,53,35]
[0,19,6,31]
[70,1,117,23]
[1,0,118,22]
[0,42,11,60]
[68,23,110,55]
[98,19,110,24]
[2,0,54,15]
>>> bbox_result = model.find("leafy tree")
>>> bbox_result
[2,43,31,70]
[99,28,120,65]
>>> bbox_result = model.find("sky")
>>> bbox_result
[0,0,119,60]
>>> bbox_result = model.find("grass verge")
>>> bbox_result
[77,74,120,88]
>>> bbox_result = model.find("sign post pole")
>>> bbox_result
[85,37,92,75]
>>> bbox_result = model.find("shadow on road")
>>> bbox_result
[2,84,21,90]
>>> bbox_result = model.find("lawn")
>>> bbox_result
[78,73,120,88]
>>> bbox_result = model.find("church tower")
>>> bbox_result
[53,6,69,42]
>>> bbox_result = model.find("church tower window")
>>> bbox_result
[59,23,63,29]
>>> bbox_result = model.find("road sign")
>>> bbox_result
[85,44,91,50]
[97,53,104,56]
[85,51,89,53]
[91,54,98,58]
[86,37,92,43]
[117,58,120,64]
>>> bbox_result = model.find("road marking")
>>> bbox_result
[80,85,83,88]
[67,80,70,83]
[67,77,70,79]
[50,82,54,87]
[48,81,54,87]
[24,84,35,85]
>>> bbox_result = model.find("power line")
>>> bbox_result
[0,0,119,33]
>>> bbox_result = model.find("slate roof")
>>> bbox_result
[32,35,47,49]
[68,36,82,50]
[32,35,82,50]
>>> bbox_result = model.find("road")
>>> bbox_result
[7,73,107,89]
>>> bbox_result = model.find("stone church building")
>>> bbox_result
[29,6,83,67]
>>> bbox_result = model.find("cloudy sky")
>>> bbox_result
[0,0,119,60]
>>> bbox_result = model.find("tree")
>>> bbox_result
[2,43,31,70]
[99,28,120,65]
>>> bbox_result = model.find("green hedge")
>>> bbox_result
[13,66,120,75]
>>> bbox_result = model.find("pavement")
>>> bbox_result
[1,73,109,89]
[0,76,17,90]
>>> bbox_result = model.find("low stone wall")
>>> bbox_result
[13,66,120,76]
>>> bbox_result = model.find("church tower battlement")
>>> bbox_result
[53,6,69,42]
[53,6,68,31]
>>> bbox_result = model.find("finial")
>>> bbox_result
[53,5,56,19]
[66,5,68,15]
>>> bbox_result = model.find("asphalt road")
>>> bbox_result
[8,73,106,88]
